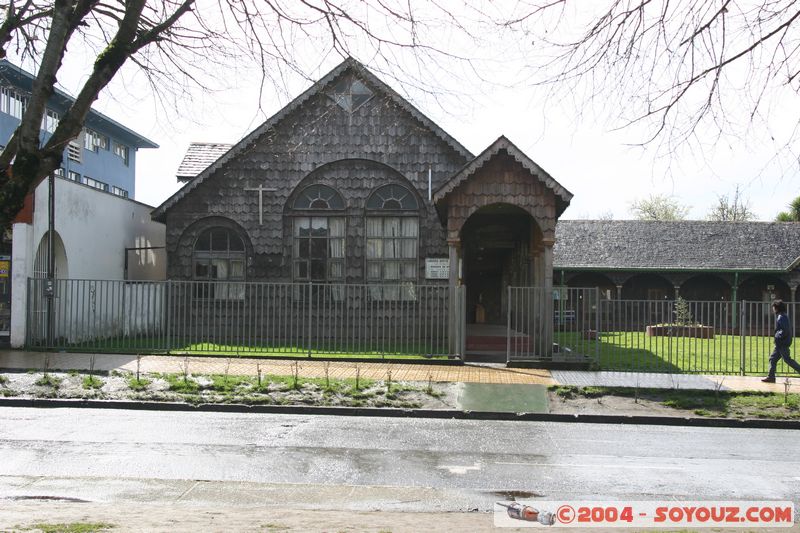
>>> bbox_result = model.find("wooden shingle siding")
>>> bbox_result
[444,154,559,241]
[164,65,469,282]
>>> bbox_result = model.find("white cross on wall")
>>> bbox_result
[244,184,277,225]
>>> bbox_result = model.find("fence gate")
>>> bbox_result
[507,286,600,364]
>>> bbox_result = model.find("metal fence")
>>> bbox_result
[507,286,600,363]
[508,287,797,375]
[26,278,459,359]
[596,299,798,375]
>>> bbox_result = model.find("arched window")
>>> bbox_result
[292,185,346,283]
[365,184,419,286]
[193,227,245,299]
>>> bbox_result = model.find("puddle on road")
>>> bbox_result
[6,495,90,503]
[490,490,542,500]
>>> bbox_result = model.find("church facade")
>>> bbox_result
[152,59,572,329]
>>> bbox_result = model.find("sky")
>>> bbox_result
[14,4,800,221]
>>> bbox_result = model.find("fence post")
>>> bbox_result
[739,301,746,376]
[307,281,313,357]
[165,281,172,353]
[595,287,601,368]
[506,286,511,364]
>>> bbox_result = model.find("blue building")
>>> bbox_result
[0,60,158,200]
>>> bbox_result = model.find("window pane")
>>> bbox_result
[310,217,328,237]
[210,229,228,252]
[310,260,326,280]
[367,261,381,280]
[401,239,417,258]
[297,238,310,259]
[329,217,345,237]
[384,217,400,236]
[366,217,383,237]
[402,218,418,237]
[230,260,244,278]
[329,261,343,279]
[194,261,209,278]
[195,231,211,251]
[384,239,398,259]
[211,259,229,280]
[402,262,416,279]
[384,261,400,280]
[229,234,244,251]
[294,217,310,236]
[366,238,381,259]
[310,238,327,259]
[329,238,344,258]
[295,261,308,279]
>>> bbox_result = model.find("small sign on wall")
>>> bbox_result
[0,260,9,278]
[425,258,449,279]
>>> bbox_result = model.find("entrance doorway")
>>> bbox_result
[461,204,537,326]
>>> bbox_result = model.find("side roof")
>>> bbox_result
[152,57,474,221]
[554,220,800,272]
[433,135,573,216]
[0,60,158,149]
[176,142,233,181]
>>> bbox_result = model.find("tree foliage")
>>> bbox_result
[630,194,689,221]
[776,195,800,221]
[707,186,755,221]
[0,0,481,228]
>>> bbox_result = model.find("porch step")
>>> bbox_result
[466,335,530,352]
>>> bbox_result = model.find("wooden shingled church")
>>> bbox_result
[152,58,572,355]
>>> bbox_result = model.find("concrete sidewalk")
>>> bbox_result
[1,350,798,392]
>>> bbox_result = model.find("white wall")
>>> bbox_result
[31,178,166,280]
[10,178,166,346]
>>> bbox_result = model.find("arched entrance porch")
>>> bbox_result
[433,137,572,361]
[460,204,543,325]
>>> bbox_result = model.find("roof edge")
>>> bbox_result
[433,135,573,206]
[152,57,473,221]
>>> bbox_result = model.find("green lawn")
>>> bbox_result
[43,337,450,360]
[556,331,781,375]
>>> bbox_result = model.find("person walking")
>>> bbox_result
[762,299,800,383]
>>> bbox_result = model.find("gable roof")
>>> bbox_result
[176,142,233,181]
[433,136,573,215]
[152,57,473,221]
[554,220,800,272]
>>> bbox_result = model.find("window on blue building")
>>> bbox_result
[111,186,128,198]
[113,142,129,166]
[0,86,27,119]
[42,109,59,134]
[84,128,108,151]
[83,176,108,191]
[68,171,80,182]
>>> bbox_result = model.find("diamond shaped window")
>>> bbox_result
[329,76,373,112]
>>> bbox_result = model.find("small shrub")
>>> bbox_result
[127,376,151,392]
[164,373,199,394]
[35,374,62,388]
[0,374,7,386]
[82,375,103,390]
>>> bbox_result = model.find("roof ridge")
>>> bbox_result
[153,57,473,220]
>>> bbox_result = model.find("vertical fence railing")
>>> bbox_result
[507,286,599,363]
[25,278,454,358]
[595,298,797,375]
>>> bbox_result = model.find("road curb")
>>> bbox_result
[0,397,798,429]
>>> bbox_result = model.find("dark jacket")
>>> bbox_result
[775,313,793,348]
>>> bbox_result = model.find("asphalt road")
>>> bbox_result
[0,407,798,512]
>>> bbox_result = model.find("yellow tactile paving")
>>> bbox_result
[0,351,553,385]
[118,356,555,385]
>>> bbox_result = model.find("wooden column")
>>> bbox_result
[542,236,555,358]
[448,239,462,357]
